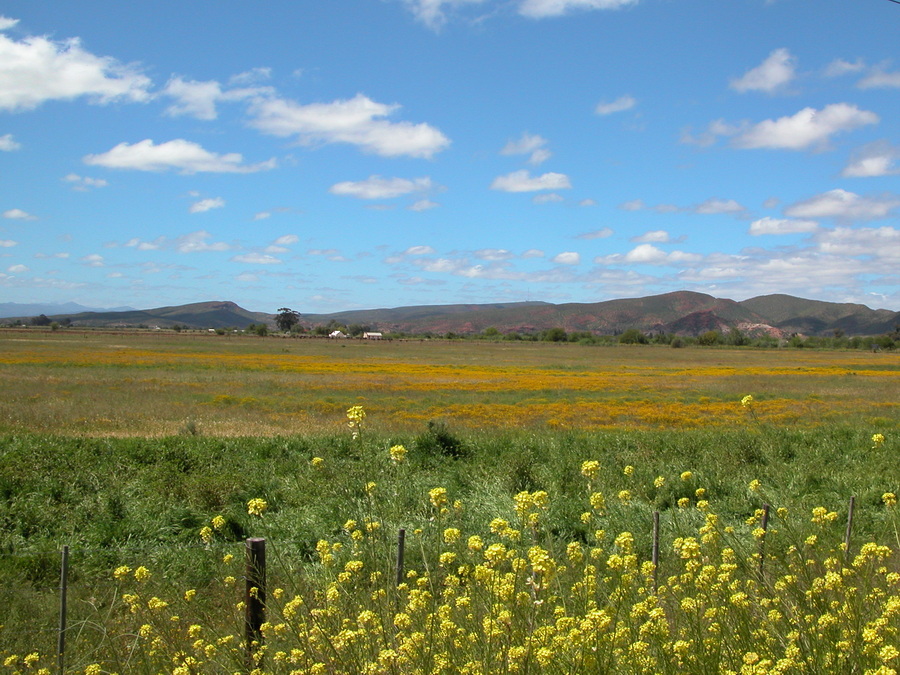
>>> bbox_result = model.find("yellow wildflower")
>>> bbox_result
[134,566,151,582]
[581,460,600,480]
[113,565,131,580]
[389,444,407,462]
[884,493,897,508]
[872,433,886,448]
[247,498,268,516]
[741,394,754,408]
[211,515,226,530]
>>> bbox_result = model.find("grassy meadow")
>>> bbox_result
[0,329,898,673]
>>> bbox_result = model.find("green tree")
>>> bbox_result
[618,328,647,345]
[275,307,300,332]
[697,330,723,346]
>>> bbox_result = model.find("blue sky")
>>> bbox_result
[1,0,900,314]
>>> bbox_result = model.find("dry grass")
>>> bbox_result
[0,329,897,436]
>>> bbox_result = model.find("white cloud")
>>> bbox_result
[748,217,818,235]
[229,67,271,86]
[84,139,277,174]
[273,234,299,246]
[248,93,450,158]
[632,230,670,243]
[594,95,636,115]
[533,193,564,204]
[125,230,233,253]
[403,0,489,30]
[732,103,878,151]
[474,248,514,261]
[518,0,639,19]
[0,29,151,111]
[7,263,28,273]
[231,253,282,264]
[576,228,614,240]
[163,78,223,120]
[253,211,272,221]
[623,244,667,264]
[329,175,436,199]
[0,133,20,151]
[522,249,545,258]
[81,254,104,267]
[3,208,36,220]
[501,132,551,165]
[162,76,272,120]
[619,199,644,211]
[842,140,900,177]
[236,272,259,283]
[405,245,436,255]
[695,198,745,215]
[409,199,440,211]
[824,57,865,78]
[490,169,571,192]
[0,239,16,247]
[858,66,900,89]
[552,251,580,265]
[579,199,597,207]
[62,173,108,190]
[785,189,900,221]
[189,197,226,214]
[0,17,19,31]
[815,226,900,258]
[730,48,796,94]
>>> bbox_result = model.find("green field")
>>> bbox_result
[1,330,898,673]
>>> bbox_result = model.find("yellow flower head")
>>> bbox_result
[134,566,151,582]
[581,460,600,480]
[741,394,754,408]
[310,456,324,468]
[113,565,131,580]
[199,526,213,544]
[211,515,226,530]
[883,492,897,508]
[389,444,407,463]
[429,487,448,509]
[872,433,886,448]
[623,465,635,476]
[680,471,693,482]
[247,498,268,516]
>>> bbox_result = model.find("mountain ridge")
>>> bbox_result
[4,292,898,337]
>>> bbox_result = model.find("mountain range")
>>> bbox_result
[3,292,898,337]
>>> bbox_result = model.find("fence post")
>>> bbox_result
[245,538,266,668]
[396,529,406,587]
[57,545,69,675]
[651,512,660,594]
[758,503,770,575]
[844,496,856,561]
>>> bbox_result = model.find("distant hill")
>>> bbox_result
[4,300,271,330]
[0,301,136,318]
[3,293,898,337]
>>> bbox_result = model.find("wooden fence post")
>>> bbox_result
[396,529,406,587]
[844,496,856,560]
[245,538,266,667]
[57,545,69,675]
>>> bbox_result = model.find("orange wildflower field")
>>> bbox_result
[0,328,897,436]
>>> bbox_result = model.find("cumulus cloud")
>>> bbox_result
[0,27,151,111]
[824,57,865,78]
[409,199,440,211]
[403,0,489,30]
[189,197,225,214]
[474,248,514,261]
[631,230,670,243]
[248,93,450,158]
[785,189,900,221]
[62,173,108,190]
[576,228,614,240]
[0,133,20,151]
[748,217,818,235]
[730,48,796,94]
[84,139,277,174]
[273,234,299,246]
[329,175,436,199]
[842,140,900,177]
[0,239,16,247]
[501,132,551,165]
[231,253,282,264]
[3,208,36,220]
[518,0,639,18]
[858,66,900,89]
[6,263,28,273]
[124,230,233,253]
[695,198,745,215]
[81,254,104,267]
[595,95,636,115]
[552,251,580,265]
[490,169,571,192]
[162,76,273,120]
[732,103,878,151]
[533,193,564,204]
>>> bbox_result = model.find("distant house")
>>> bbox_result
[363,332,383,340]
[329,330,347,338]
